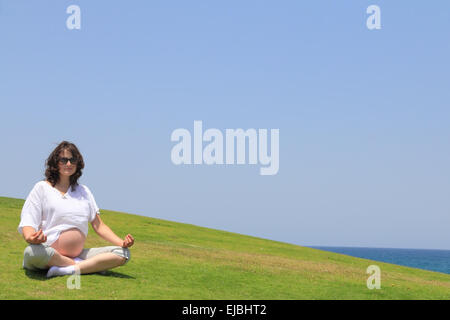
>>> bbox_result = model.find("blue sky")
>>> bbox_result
[1,1,449,249]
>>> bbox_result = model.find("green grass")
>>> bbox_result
[1,196,449,299]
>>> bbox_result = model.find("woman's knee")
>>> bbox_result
[111,246,131,265]
[23,244,35,258]
[23,244,56,270]
[24,244,50,258]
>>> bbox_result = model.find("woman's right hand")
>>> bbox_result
[25,229,47,244]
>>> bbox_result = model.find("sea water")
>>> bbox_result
[309,246,450,274]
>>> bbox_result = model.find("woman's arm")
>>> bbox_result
[91,214,134,247]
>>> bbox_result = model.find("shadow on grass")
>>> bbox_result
[93,270,135,279]
[24,268,135,280]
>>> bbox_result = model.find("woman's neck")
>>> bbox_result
[57,176,71,188]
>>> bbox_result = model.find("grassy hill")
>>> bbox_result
[0,196,449,300]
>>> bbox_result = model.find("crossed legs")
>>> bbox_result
[46,249,127,274]
[23,244,130,274]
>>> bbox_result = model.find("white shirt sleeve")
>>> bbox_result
[84,185,100,222]
[18,183,43,235]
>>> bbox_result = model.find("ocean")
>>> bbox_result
[309,246,450,275]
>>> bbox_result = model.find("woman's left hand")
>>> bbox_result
[122,234,135,248]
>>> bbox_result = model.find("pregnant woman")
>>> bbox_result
[18,141,134,278]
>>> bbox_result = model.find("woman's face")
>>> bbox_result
[58,149,77,178]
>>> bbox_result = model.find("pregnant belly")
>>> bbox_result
[51,228,86,258]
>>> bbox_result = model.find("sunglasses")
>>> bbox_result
[59,157,78,165]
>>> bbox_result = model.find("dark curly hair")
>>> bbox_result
[44,141,85,192]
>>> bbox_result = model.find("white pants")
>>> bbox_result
[22,244,131,271]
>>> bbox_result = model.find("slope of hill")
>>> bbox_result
[0,196,449,300]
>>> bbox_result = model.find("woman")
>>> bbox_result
[18,141,134,278]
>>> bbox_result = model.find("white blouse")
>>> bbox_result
[18,180,100,246]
